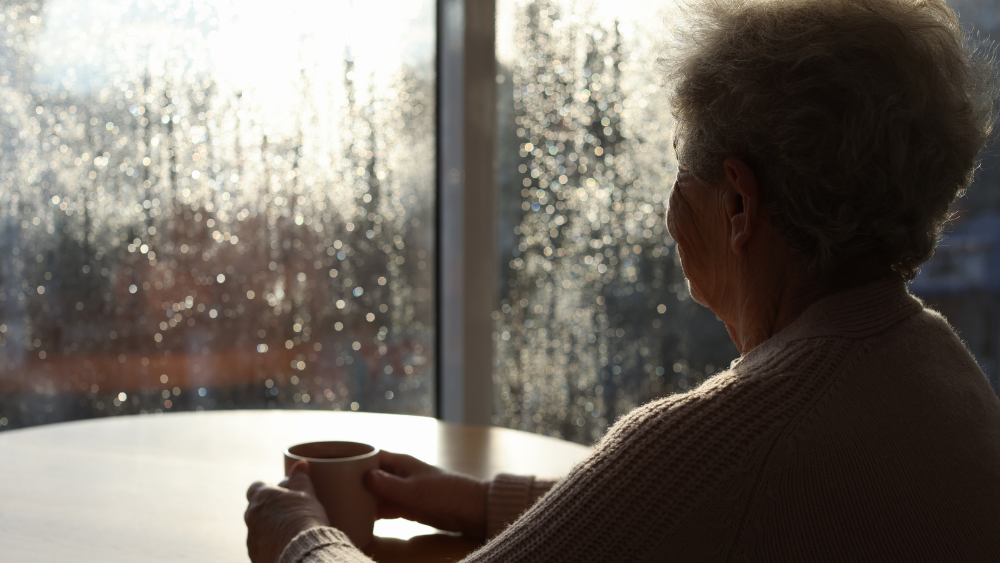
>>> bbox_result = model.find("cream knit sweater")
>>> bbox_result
[279,278,1000,562]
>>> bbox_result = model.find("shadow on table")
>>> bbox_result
[365,533,483,563]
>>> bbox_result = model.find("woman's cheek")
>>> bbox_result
[665,186,684,243]
[667,190,697,254]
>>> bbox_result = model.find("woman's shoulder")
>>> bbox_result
[564,366,828,546]
[595,364,815,464]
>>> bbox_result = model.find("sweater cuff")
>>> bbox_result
[486,473,537,538]
[530,478,558,503]
[278,526,357,563]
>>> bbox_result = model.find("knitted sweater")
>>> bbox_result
[279,278,1000,562]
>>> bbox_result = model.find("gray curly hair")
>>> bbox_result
[661,0,999,279]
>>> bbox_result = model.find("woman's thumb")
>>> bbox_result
[287,460,316,494]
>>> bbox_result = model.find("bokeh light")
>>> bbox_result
[0,0,436,429]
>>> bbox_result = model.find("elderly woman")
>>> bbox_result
[246,0,1000,560]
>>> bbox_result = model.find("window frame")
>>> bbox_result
[435,0,499,425]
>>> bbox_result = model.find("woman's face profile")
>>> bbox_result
[666,166,731,311]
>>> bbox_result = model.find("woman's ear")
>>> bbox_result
[723,157,760,254]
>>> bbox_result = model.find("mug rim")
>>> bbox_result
[284,440,380,463]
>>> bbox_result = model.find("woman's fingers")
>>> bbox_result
[366,464,487,536]
[247,480,269,501]
[244,463,331,563]
[366,468,419,506]
[377,450,422,476]
[375,498,412,521]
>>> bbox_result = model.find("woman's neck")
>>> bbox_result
[723,259,897,354]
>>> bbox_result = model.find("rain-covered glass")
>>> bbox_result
[0,0,436,431]
[909,0,1000,395]
[494,0,1000,446]
[494,0,738,445]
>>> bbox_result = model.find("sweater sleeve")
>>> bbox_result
[282,369,781,562]
[486,474,559,537]
[275,476,559,562]
[275,474,558,563]
[460,373,770,563]
[278,526,374,563]
[460,399,691,562]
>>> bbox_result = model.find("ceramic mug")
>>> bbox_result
[284,441,380,548]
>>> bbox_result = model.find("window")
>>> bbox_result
[906,1,1000,395]
[493,0,1000,444]
[4,0,996,438]
[493,0,737,444]
[0,0,436,430]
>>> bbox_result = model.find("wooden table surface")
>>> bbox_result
[0,410,591,563]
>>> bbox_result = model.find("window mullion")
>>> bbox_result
[437,0,498,425]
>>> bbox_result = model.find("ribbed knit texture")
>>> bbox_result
[283,278,1000,562]
[279,527,368,563]
[486,474,558,538]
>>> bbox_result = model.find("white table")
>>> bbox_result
[0,410,591,562]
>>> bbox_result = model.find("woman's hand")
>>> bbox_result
[365,450,489,539]
[245,461,330,563]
